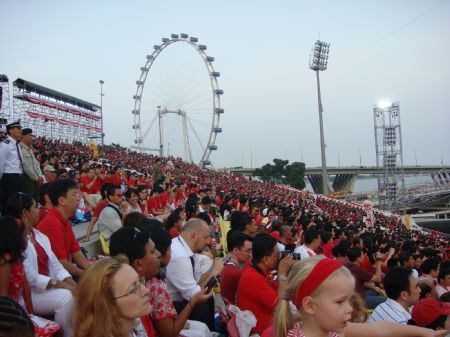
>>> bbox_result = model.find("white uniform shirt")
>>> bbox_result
[294,244,316,259]
[0,135,23,178]
[165,236,201,302]
[368,298,411,324]
[23,229,71,292]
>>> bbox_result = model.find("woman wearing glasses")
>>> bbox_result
[5,192,76,337]
[73,256,152,337]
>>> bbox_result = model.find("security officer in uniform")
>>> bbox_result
[0,120,23,209]
[20,128,43,201]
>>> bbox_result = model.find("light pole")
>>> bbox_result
[99,80,105,146]
[358,145,362,167]
[299,145,304,163]
[414,146,418,167]
[310,40,330,194]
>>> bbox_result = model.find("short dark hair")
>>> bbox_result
[304,228,320,245]
[398,251,412,266]
[227,231,252,252]
[332,239,351,258]
[347,247,363,262]
[200,196,211,205]
[384,267,413,300]
[109,227,150,265]
[165,212,181,231]
[48,179,78,206]
[39,183,52,206]
[139,219,171,258]
[421,258,440,274]
[123,212,146,228]
[321,231,332,244]
[196,212,211,226]
[125,188,138,200]
[5,192,34,219]
[100,183,113,199]
[438,268,450,283]
[0,296,34,337]
[0,216,27,264]
[106,184,121,201]
[387,258,400,270]
[252,233,277,263]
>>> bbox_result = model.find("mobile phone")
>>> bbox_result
[205,276,218,292]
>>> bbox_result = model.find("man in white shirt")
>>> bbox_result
[0,120,23,207]
[96,184,125,242]
[294,228,321,259]
[166,218,224,330]
[369,267,421,324]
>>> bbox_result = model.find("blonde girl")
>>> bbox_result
[274,256,448,337]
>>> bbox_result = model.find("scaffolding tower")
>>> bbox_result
[0,75,11,135]
[373,102,405,210]
[12,78,101,144]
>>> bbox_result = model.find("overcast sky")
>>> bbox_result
[1,0,449,169]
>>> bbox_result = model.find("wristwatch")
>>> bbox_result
[50,279,57,288]
[278,275,288,282]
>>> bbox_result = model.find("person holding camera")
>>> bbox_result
[236,233,295,335]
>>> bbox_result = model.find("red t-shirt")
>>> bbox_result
[111,174,122,186]
[169,228,180,239]
[322,243,334,259]
[220,263,243,305]
[79,176,94,194]
[38,207,50,224]
[36,208,80,260]
[346,263,373,299]
[93,176,103,193]
[93,199,109,218]
[237,266,278,335]
[147,195,163,213]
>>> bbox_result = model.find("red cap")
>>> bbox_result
[411,298,450,327]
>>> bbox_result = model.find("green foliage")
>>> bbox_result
[252,158,305,188]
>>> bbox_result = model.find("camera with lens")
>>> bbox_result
[281,250,301,260]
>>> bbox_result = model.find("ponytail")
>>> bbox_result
[275,298,294,337]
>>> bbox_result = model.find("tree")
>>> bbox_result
[285,162,306,189]
[253,158,305,189]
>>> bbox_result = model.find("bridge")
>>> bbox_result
[227,165,450,194]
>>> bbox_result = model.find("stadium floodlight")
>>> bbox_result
[309,40,331,195]
[99,80,104,146]
[377,100,392,109]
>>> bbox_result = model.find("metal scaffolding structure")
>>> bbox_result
[0,74,11,134]
[12,78,101,144]
[373,102,405,210]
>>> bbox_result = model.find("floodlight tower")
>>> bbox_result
[373,101,405,210]
[0,75,10,132]
[309,40,331,195]
[99,80,104,146]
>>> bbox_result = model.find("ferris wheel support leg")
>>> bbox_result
[181,112,191,162]
[158,107,164,157]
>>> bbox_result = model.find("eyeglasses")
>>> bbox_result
[113,276,146,300]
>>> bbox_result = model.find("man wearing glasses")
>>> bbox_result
[97,184,126,243]
[0,120,24,208]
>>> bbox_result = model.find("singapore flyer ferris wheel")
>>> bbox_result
[131,33,223,165]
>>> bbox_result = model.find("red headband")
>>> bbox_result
[293,258,342,309]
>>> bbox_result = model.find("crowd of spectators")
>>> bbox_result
[1,130,450,337]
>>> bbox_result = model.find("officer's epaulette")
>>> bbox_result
[3,139,10,144]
